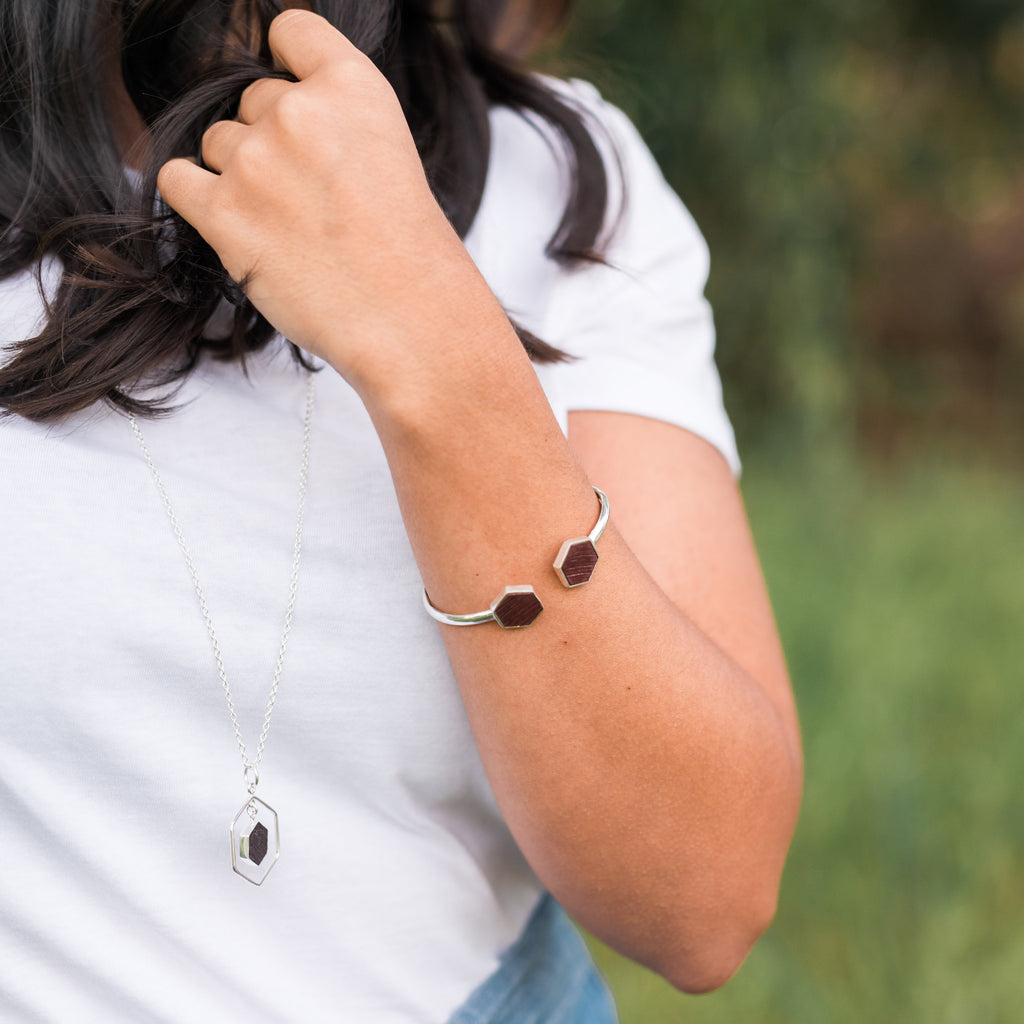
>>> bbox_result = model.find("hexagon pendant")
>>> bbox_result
[229,796,280,885]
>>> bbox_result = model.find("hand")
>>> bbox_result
[157,10,470,386]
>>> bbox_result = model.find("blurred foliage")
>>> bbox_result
[543,0,1024,463]
[542,6,1024,1019]
[587,454,1024,1021]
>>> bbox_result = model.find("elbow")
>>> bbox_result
[658,888,779,995]
[662,758,800,992]
[663,938,759,996]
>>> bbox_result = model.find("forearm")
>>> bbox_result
[154,12,801,984]
[346,261,802,990]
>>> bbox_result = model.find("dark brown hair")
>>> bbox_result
[0,0,611,421]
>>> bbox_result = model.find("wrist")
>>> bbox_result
[337,260,537,437]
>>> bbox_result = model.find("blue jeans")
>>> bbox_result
[446,895,620,1024]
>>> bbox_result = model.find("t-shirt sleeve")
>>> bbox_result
[542,80,741,476]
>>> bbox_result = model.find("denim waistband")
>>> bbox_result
[445,894,620,1024]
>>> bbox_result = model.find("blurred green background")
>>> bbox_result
[545,0,1024,1020]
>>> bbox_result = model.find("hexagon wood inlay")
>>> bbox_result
[554,538,600,587]
[491,586,544,628]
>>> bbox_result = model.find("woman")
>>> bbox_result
[0,1,802,1020]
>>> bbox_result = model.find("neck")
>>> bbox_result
[99,2,150,169]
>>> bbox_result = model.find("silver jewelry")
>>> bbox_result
[553,486,609,587]
[422,486,609,629]
[423,583,545,630]
[129,370,316,885]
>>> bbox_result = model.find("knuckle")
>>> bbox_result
[241,77,270,103]
[318,59,351,91]
[270,88,316,135]
[272,86,304,120]
[325,53,378,92]
[201,119,231,152]
[241,76,283,113]
[237,81,260,119]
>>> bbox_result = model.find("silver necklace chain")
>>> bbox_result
[128,371,316,796]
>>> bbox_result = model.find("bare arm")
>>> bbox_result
[363,309,802,993]
[157,9,802,992]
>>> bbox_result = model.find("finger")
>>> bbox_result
[157,157,218,229]
[200,119,249,173]
[267,8,364,81]
[237,77,292,125]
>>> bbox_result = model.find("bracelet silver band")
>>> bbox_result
[422,584,544,629]
[422,487,609,629]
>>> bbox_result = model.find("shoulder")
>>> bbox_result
[473,75,710,308]
[478,79,740,476]
[481,76,710,292]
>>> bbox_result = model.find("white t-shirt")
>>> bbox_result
[0,81,739,1023]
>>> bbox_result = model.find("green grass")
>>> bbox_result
[588,453,1024,1023]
